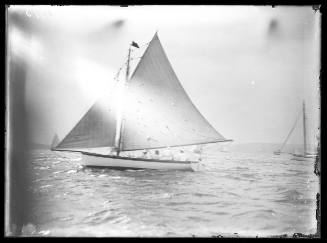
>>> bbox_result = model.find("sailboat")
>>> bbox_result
[273,101,317,161]
[50,134,60,150]
[52,32,232,171]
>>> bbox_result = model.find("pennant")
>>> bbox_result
[131,41,140,48]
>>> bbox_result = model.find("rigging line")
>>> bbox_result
[114,46,134,81]
[130,42,150,52]
[114,66,124,80]
[114,61,129,81]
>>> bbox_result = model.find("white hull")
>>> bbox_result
[81,153,198,171]
[291,154,317,161]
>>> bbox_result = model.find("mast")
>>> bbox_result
[114,45,132,156]
[303,101,307,155]
[126,46,132,82]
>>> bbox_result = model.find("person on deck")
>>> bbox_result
[180,150,188,161]
[152,150,160,160]
[195,153,202,162]
[174,149,187,161]
[142,149,149,159]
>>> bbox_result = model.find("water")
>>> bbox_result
[23,148,319,237]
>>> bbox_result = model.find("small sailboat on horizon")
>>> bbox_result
[50,134,60,150]
[273,101,317,161]
[52,32,232,171]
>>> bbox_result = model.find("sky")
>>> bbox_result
[7,5,321,146]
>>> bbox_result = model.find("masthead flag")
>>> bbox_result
[131,41,140,48]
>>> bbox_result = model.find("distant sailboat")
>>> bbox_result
[274,101,317,161]
[50,134,60,150]
[52,33,232,171]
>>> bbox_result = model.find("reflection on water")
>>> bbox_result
[23,148,318,237]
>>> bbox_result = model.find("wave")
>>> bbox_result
[166,201,221,206]
[223,191,241,198]
[234,166,249,170]
[232,209,277,219]
[26,149,318,237]
[187,216,211,222]
[280,189,303,201]
[40,184,53,189]
[66,169,77,174]
[274,189,314,205]
[192,192,220,198]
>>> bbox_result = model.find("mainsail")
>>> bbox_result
[120,33,227,151]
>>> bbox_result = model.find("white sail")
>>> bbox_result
[120,33,227,151]
[55,93,117,150]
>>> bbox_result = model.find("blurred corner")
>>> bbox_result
[5,8,34,236]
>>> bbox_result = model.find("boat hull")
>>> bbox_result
[81,153,198,171]
[291,153,317,161]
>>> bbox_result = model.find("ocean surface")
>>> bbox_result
[22,146,319,237]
